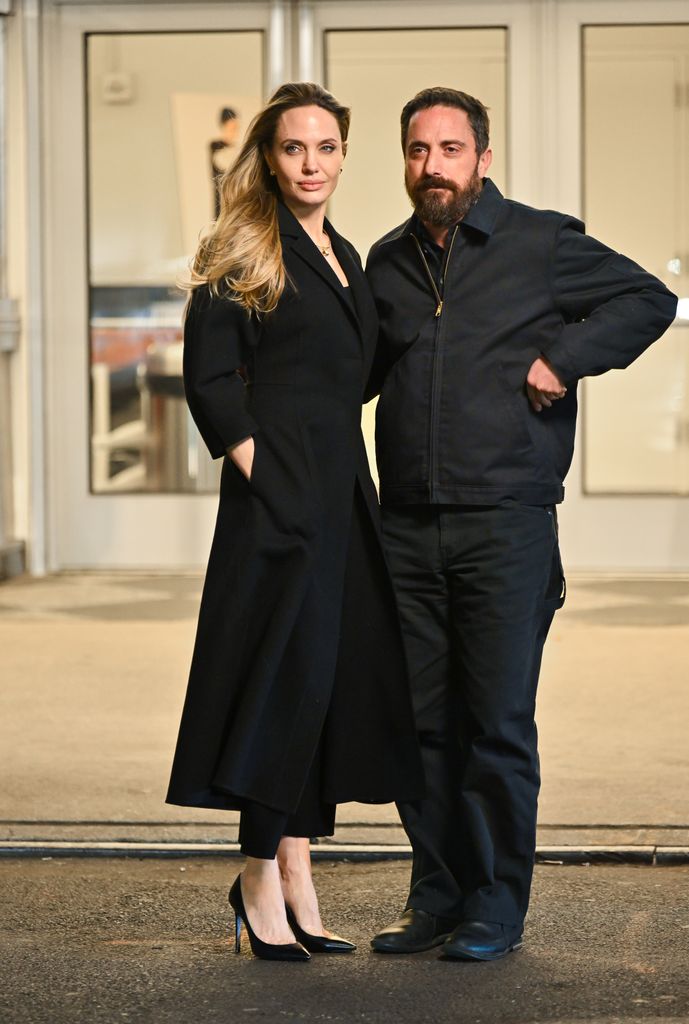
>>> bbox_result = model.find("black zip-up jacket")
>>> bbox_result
[365,179,677,506]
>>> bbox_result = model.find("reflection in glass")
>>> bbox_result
[86,32,263,493]
[583,25,688,494]
[326,28,507,259]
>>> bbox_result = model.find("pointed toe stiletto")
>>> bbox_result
[228,876,311,962]
[285,905,356,953]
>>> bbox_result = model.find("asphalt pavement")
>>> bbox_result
[2,858,688,1024]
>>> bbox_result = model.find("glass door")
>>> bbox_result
[87,31,265,497]
[552,0,689,571]
[46,3,272,568]
[582,24,689,496]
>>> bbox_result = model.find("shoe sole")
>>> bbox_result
[371,933,451,954]
[442,938,523,962]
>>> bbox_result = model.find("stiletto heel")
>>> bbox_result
[285,905,356,954]
[228,875,310,962]
[234,911,242,954]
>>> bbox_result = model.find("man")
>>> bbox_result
[366,87,677,961]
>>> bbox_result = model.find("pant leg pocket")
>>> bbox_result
[545,531,566,609]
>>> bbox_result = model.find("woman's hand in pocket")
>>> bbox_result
[227,436,255,481]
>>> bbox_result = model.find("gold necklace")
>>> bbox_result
[319,232,331,257]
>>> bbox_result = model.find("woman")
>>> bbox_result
[166,82,423,961]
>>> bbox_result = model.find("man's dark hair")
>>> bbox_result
[220,107,238,124]
[400,87,490,155]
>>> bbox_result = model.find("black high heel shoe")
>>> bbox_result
[228,876,310,961]
[285,904,356,954]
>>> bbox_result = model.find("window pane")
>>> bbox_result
[87,31,263,493]
[582,25,688,495]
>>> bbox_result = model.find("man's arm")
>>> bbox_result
[543,217,677,385]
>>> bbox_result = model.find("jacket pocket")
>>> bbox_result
[544,505,566,608]
[247,433,261,487]
[545,539,566,609]
[498,363,536,456]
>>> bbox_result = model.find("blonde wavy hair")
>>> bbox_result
[187,82,350,315]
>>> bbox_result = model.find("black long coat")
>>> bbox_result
[166,203,423,815]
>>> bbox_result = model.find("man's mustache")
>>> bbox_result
[415,177,458,193]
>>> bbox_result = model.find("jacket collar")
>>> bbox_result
[385,177,504,246]
[460,177,503,236]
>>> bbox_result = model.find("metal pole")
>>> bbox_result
[0,0,25,579]
[22,0,46,575]
[267,0,289,94]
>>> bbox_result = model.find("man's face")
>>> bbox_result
[404,106,492,228]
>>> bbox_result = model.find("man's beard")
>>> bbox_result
[406,167,483,228]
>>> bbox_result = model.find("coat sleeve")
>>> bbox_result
[545,216,677,383]
[363,241,394,402]
[183,288,260,459]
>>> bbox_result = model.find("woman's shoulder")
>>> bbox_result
[187,282,248,316]
[185,284,258,341]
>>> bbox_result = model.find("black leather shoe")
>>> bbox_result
[442,920,523,961]
[371,909,454,954]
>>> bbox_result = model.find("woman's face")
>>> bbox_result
[266,105,345,212]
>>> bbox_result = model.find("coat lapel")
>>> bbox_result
[327,221,379,365]
[277,202,368,339]
[325,219,369,329]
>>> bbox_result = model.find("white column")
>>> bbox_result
[297,0,315,83]
[22,0,47,575]
[267,0,290,94]
[0,2,25,578]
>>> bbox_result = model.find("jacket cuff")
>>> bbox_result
[220,413,260,452]
[546,325,583,383]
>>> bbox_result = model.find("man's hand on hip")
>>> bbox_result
[526,357,567,413]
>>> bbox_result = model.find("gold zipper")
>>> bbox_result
[411,235,443,316]
[410,226,458,316]
[410,225,459,502]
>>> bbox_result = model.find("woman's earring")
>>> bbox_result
[339,168,343,174]
[269,169,276,176]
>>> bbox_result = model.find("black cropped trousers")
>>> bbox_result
[238,739,336,859]
[381,502,565,928]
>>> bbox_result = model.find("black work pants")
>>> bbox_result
[381,502,565,928]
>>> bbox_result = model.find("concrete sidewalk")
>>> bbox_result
[1,573,689,857]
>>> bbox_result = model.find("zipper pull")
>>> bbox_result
[435,301,443,318]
